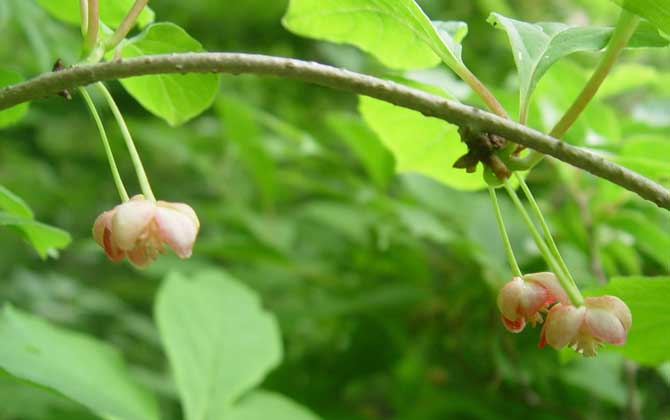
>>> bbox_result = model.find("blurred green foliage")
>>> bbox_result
[0,0,669,419]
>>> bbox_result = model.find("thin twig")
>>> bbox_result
[0,53,668,210]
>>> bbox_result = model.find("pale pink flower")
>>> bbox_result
[93,195,200,267]
[538,295,632,356]
[497,272,569,333]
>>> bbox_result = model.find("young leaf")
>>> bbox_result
[223,391,321,420]
[586,277,670,366]
[610,0,670,35]
[283,0,470,73]
[488,13,669,122]
[155,270,282,420]
[359,79,486,191]
[119,23,220,126]
[35,0,154,29]
[0,185,33,219]
[0,305,159,420]
[0,213,71,259]
[0,69,28,128]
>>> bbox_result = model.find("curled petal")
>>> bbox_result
[112,200,156,250]
[497,277,524,321]
[586,296,632,332]
[584,306,627,345]
[542,304,585,349]
[102,228,125,261]
[502,315,526,333]
[92,210,114,247]
[155,205,199,258]
[523,272,569,304]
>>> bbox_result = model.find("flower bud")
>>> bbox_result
[93,195,200,267]
[497,272,568,333]
[538,295,632,356]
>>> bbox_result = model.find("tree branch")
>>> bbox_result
[1,52,668,209]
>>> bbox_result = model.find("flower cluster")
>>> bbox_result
[93,195,199,268]
[497,273,631,356]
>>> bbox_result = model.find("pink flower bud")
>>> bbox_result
[93,195,200,267]
[538,295,632,356]
[497,272,569,333]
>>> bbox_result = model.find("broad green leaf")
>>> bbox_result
[35,0,154,28]
[119,23,220,126]
[0,185,33,219]
[283,0,469,72]
[586,277,670,365]
[223,391,320,420]
[359,80,485,191]
[0,69,28,128]
[488,13,668,121]
[217,97,278,208]
[0,305,159,420]
[155,270,282,420]
[611,0,670,35]
[326,113,394,189]
[0,212,70,258]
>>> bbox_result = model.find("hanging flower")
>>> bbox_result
[497,272,569,333]
[538,295,632,356]
[93,194,200,267]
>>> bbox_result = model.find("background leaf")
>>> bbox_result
[0,305,159,420]
[119,23,220,126]
[35,0,154,28]
[611,0,670,34]
[0,69,28,128]
[155,270,282,420]
[223,391,320,420]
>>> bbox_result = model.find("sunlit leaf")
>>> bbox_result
[155,270,282,420]
[119,23,220,126]
[35,0,154,28]
[223,391,320,420]
[0,306,159,420]
[610,0,670,34]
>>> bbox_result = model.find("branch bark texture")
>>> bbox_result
[0,52,668,209]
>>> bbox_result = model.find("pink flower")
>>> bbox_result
[93,195,200,267]
[497,272,569,333]
[538,295,632,356]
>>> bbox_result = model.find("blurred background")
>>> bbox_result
[0,0,669,419]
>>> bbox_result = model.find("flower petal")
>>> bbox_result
[497,277,524,321]
[519,281,551,317]
[544,304,585,349]
[586,296,632,332]
[585,306,627,345]
[155,205,199,258]
[127,246,153,268]
[524,272,569,304]
[92,210,114,247]
[502,315,526,333]
[112,199,156,250]
[103,228,125,261]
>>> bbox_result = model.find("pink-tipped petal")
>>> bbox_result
[92,210,114,247]
[112,199,156,250]
[586,296,632,332]
[497,277,524,321]
[524,272,569,304]
[519,281,551,317]
[103,228,125,261]
[543,304,586,349]
[157,201,200,229]
[584,307,627,345]
[502,315,526,333]
[155,205,199,258]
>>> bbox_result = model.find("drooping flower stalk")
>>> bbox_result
[488,186,522,277]
[79,87,129,202]
[96,82,156,201]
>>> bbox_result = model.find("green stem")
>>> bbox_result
[96,82,155,201]
[104,0,149,51]
[457,65,509,118]
[488,186,522,277]
[503,182,584,306]
[510,10,641,170]
[79,0,88,36]
[515,173,576,288]
[82,0,99,55]
[79,87,129,202]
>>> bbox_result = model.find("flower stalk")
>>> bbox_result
[488,186,522,277]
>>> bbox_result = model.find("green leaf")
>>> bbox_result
[586,277,670,366]
[119,23,220,126]
[0,69,28,128]
[35,0,154,28]
[0,185,33,219]
[155,270,282,420]
[223,391,320,420]
[283,0,469,72]
[0,305,159,420]
[614,135,670,183]
[488,13,668,121]
[611,0,670,35]
[217,97,278,208]
[325,113,394,189]
[606,209,670,268]
[359,81,485,191]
